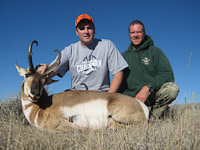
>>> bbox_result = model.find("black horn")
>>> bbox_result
[28,40,38,73]
[45,49,61,75]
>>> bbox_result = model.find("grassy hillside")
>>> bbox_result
[0,95,200,150]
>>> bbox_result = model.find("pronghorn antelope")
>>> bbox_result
[16,41,149,131]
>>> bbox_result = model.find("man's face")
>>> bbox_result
[129,24,145,48]
[75,21,95,47]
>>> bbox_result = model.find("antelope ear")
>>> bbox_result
[45,78,59,85]
[16,64,27,77]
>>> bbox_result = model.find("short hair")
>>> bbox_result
[129,20,146,35]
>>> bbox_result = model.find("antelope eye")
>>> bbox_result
[25,73,30,78]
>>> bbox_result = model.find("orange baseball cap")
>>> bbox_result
[75,14,94,27]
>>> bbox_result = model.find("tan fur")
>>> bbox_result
[107,94,146,123]
[20,80,148,130]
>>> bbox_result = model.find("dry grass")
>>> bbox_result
[0,95,200,150]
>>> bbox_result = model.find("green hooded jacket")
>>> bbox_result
[119,35,174,97]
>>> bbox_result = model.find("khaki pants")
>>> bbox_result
[145,82,179,119]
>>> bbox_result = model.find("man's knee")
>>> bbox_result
[161,82,179,100]
[154,82,179,106]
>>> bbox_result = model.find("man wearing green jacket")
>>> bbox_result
[119,20,179,119]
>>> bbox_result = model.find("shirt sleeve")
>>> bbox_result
[107,40,128,75]
[148,49,175,90]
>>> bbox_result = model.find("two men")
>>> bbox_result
[119,20,179,119]
[40,14,179,119]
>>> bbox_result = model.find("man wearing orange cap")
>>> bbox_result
[39,14,128,93]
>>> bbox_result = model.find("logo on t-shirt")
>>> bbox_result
[77,55,102,75]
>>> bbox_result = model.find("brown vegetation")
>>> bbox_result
[0,95,200,150]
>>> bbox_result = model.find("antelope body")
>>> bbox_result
[16,41,149,131]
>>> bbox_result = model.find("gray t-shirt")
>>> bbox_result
[54,39,128,91]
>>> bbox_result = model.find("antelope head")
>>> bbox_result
[16,41,61,101]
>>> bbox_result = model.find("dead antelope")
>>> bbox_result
[16,41,149,131]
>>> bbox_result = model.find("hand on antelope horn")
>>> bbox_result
[36,64,48,74]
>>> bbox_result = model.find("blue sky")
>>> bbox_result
[0,0,199,104]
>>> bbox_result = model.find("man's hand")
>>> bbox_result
[135,86,150,103]
[37,64,48,74]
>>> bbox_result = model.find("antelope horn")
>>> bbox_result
[45,49,61,75]
[28,40,38,73]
